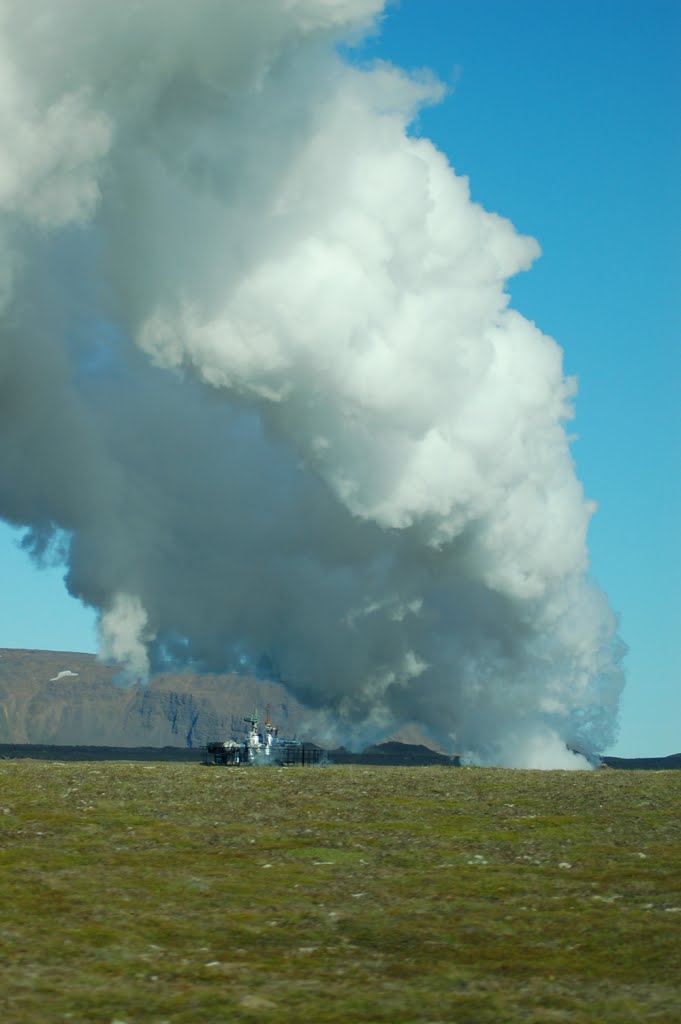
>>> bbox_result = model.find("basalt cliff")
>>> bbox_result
[0,648,307,749]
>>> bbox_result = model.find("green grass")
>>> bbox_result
[1,761,680,1023]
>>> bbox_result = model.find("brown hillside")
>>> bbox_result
[0,648,308,748]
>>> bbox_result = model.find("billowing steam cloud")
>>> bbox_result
[0,0,624,767]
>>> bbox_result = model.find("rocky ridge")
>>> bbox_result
[0,648,308,749]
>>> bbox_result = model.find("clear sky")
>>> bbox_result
[0,0,678,758]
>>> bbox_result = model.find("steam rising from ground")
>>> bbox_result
[0,0,624,766]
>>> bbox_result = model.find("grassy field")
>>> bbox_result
[0,761,679,1023]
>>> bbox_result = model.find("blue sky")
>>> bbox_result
[1,0,678,757]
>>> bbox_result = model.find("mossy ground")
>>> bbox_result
[0,761,679,1023]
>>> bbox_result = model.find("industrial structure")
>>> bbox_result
[203,706,326,767]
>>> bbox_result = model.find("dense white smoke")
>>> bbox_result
[0,0,624,766]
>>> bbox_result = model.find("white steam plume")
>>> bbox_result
[0,0,624,766]
[98,593,153,683]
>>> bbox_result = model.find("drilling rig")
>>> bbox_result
[203,705,326,766]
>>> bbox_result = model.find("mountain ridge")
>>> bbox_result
[0,647,308,749]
